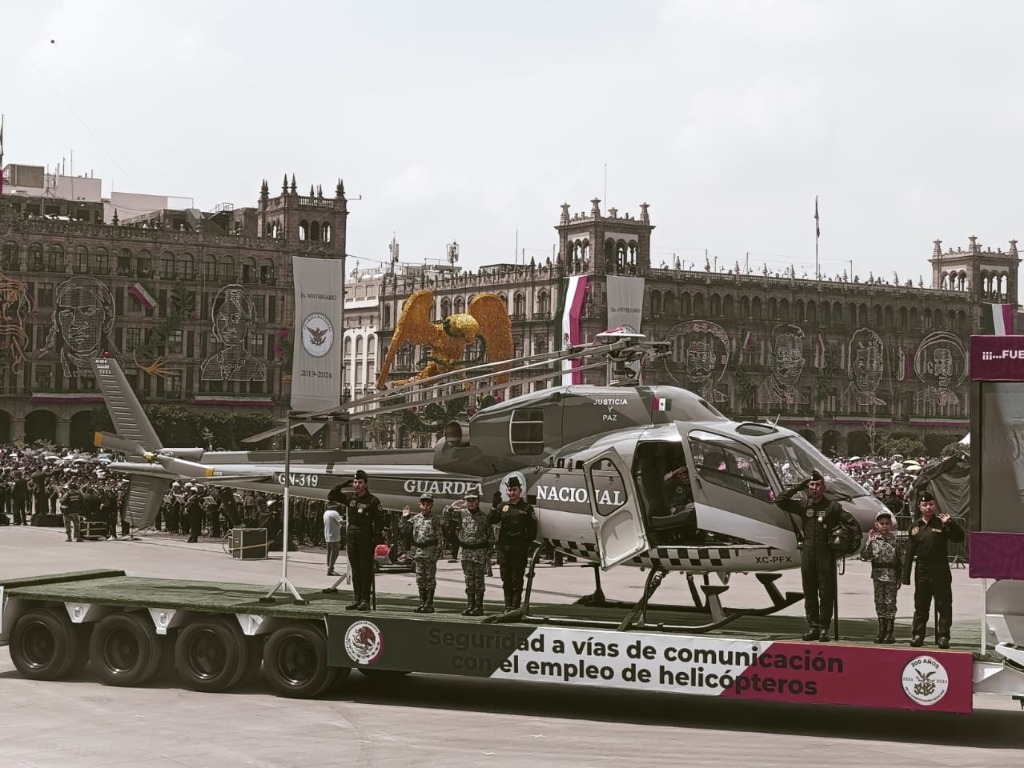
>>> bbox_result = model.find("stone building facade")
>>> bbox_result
[378,200,1016,456]
[0,174,348,447]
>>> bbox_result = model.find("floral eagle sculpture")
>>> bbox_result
[376,289,513,389]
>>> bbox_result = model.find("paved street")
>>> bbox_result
[1,526,1021,768]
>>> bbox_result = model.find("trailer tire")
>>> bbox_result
[9,608,80,681]
[263,623,332,699]
[175,616,250,693]
[90,613,163,687]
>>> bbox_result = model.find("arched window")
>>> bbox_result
[298,221,309,241]
[681,293,692,316]
[161,252,175,279]
[710,294,721,317]
[29,243,43,271]
[693,294,705,316]
[46,244,65,273]
[260,259,275,285]
[806,300,816,324]
[440,298,451,318]
[751,296,762,320]
[383,305,392,329]
[820,302,830,324]
[514,292,526,317]
[883,305,893,327]
[663,292,677,315]
[873,304,883,327]
[722,294,735,319]
[310,221,321,242]
[2,241,19,271]
[355,336,364,356]
[778,299,789,321]
[739,296,750,318]
[899,306,908,329]
[323,223,332,242]
[137,250,152,277]
[220,255,235,282]
[767,297,777,320]
[537,290,550,315]
[650,289,662,315]
[176,252,194,281]
[93,247,109,275]
[241,257,257,283]
[203,254,217,281]
[833,302,842,324]
[117,247,132,276]
[454,296,465,314]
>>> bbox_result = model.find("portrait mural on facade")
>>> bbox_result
[756,323,807,405]
[38,275,120,378]
[666,320,730,402]
[200,283,266,382]
[0,270,31,373]
[843,328,886,406]
[913,331,966,409]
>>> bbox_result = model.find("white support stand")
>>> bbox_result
[263,412,307,604]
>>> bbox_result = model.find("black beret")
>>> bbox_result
[918,490,935,503]
[354,469,368,482]
[809,470,824,482]
[506,476,522,488]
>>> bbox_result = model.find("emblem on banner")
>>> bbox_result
[301,312,334,358]
[901,655,950,706]
[344,620,383,665]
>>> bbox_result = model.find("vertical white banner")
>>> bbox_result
[291,256,344,412]
[606,276,645,333]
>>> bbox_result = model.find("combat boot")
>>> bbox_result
[471,591,485,616]
[413,588,426,613]
[422,588,435,614]
[818,624,831,642]
[462,591,475,616]
[882,618,895,644]
[511,590,522,611]
[801,626,820,641]
[503,586,513,613]
[874,618,886,644]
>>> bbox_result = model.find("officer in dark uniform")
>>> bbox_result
[901,490,965,649]
[776,470,860,642]
[329,469,384,611]
[488,476,538,612]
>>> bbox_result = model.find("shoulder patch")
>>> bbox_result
[911,526,919,535]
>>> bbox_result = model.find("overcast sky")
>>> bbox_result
[3,0,1022,283]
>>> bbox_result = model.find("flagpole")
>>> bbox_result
[814,195,820,280]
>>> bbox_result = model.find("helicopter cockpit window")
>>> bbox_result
[509,408,544,455]
[688,430,771,501]
[589,458,628,518]
[763,436,867,498]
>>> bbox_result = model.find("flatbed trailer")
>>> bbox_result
[3,570,1023,713]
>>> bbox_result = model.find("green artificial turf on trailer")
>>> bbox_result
[1,573,982,653]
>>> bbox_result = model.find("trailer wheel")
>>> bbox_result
[89,613,163,687]
[9,608,80,681]
[175,616,250,693]
[262,623,332,699]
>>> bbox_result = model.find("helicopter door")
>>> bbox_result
[685,431,798,552]
[584,449,649,569]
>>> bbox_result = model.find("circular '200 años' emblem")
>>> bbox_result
[301,312,334,358]
[344,620,383,665]
[901,655,950,706]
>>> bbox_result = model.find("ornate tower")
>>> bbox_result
[555,199,654,276]
[930,236,1020,304]
[257,173,348,259]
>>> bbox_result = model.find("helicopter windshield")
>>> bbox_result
[762,435,868,499]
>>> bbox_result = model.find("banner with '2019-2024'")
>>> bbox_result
[290,256,344,413]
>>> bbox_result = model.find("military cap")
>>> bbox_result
[464,490,480,500]
[354,469,368,482]
[918,490,935,503]
[809,470,824,482]
[506,476,522,488]
[420,492,434,502]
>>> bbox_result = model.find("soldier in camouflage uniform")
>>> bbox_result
[861,509,903,644]
[410,492,443,613]
[445,490,491,616]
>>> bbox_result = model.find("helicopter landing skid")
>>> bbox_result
[514,570,802,634]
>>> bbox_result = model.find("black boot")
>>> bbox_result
[422,588,435,614]
[511,590,522,610]
[471,592,485,616]
[503,586,513,612]
[462,591,475,616]
[413,588,426,613]
[874,618,886,644]
[882,618,895,644]
[802,626,820,641]
[818,624,831,642]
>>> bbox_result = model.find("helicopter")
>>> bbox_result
[90,332,887,632]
